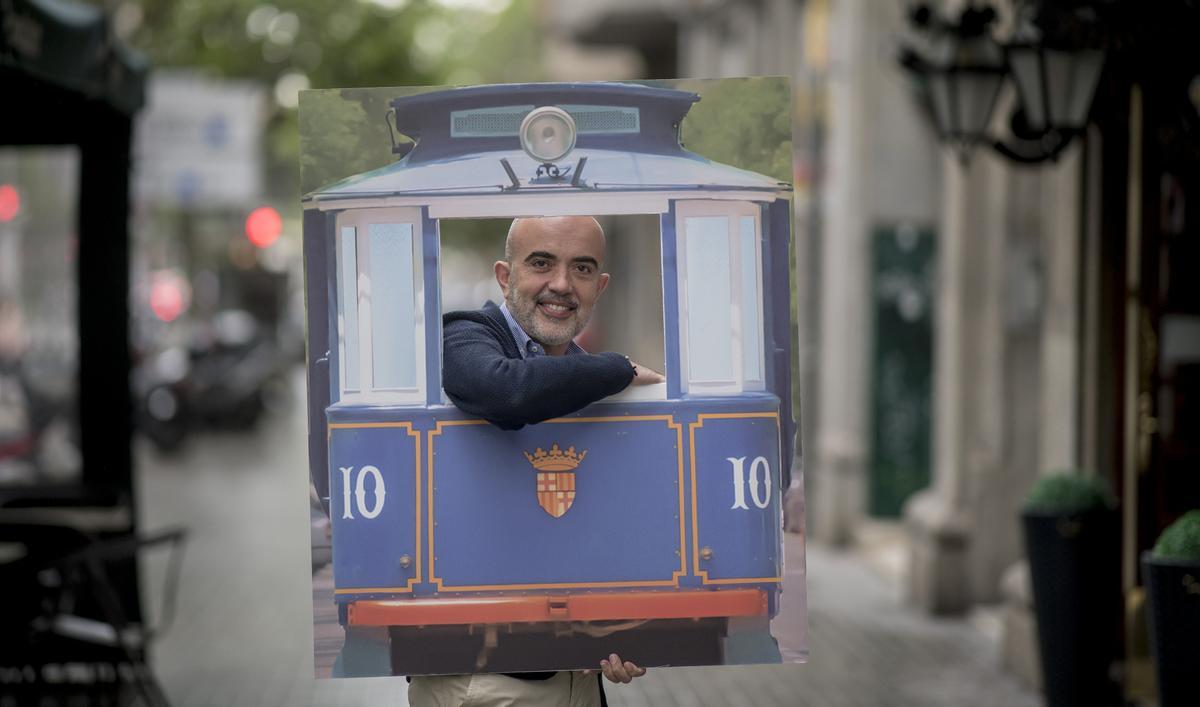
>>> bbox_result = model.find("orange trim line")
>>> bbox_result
[347,588,768,626]
[429,578,680,592]
[688,412,781,585]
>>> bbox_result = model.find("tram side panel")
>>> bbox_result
[327,401,782,607]
[329,425,420,592]
[689,412,783,605]
[430,415,685,590]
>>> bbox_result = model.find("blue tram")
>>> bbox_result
[301,82,795,675]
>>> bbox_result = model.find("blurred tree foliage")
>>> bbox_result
[298,86,424,195]
[106,0,542,201]
[674,77,793,184]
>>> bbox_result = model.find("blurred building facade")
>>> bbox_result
[546,0,1200,695]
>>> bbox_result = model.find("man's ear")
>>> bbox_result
[494,260,512,297]
[596,272,610,298]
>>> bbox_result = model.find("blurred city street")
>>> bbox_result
[137,370,1038,707]
[8,1,1198,702]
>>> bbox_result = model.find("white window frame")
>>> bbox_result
[675,200,766,395]
[335,207,426,405]
[433,204,672,404]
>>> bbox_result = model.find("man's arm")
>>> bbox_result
[442,319,635,430]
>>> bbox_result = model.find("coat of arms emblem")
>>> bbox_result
[524,443,586,518]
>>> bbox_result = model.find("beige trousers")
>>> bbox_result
[407,671,602,707]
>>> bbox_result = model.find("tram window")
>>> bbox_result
[684,217,735,381]
[0,147,82,486]
[439,215,666,393]
[334,208,424,403]
[337,227,360,391]
[367,223,417,390]
[739,215,764,386]
[676,201,765,395]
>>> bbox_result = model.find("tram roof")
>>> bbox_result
[389,82,700,163]
[304,82,791,203]
[306,148,789,203]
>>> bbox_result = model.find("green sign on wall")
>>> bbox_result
[869,224,935,517]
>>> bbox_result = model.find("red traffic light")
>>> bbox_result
[149,270,190,323]
[245,206,282,248]
[0,184,19,223]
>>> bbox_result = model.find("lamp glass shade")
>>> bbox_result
[1007,44,1047,131]
[927,72,955,139]
[520,107,576,163]
[954,68,1005,142]
[1046,49,1104,129]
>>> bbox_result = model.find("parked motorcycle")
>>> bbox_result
[133,310,287,452]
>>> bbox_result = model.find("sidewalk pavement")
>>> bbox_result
[606,536,1039,707]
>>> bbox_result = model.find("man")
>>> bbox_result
[441,216,663,430]
[411,216,662,706]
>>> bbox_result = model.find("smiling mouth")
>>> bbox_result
[537,301,577,319]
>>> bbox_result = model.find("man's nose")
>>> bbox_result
[547,265,571,293]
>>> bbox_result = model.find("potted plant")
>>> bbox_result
[1022,472,1121,707]
[1142,509,1200,707]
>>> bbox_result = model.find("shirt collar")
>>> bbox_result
[498,300,585,358]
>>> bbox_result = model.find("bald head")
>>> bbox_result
[504,217,606,265]
[495,216,611,355]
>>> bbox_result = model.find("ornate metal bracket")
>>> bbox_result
[385,109,413,159]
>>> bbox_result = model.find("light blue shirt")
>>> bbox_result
[499,301,585,358]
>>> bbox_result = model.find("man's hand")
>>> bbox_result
[628,359,665,386]
[598,653,646,684]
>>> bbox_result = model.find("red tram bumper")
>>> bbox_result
[348,588,768,626]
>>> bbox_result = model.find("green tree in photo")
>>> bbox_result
[677,77,793,184]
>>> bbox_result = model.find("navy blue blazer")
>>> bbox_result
[442,302,635,430]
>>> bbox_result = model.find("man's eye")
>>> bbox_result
[574,264,594,275]
[530,259,549,269]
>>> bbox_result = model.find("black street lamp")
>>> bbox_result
[903,5,1006,163]
[899,1,1107,165]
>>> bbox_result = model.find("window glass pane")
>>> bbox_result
[740,216,762,382]
[685,216,733,382]
[0,148,81,486]
[368,223,416,390]
[338,227,359,390]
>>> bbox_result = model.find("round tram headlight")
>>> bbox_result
[520,107,576,163]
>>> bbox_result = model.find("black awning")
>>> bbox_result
[0,0,148,115]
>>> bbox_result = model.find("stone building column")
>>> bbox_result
[905,150,1008,613]
[809,0,940,544]
[1038,147,1083,472]
[906,141,1084,614]
[999,144,1084,686]
[810,0,872,545]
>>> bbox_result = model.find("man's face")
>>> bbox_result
[495,217,610,354]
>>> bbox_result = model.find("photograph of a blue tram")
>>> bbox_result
[301,79,801,676]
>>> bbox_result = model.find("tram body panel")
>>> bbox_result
[329,424,420,591]
[429,412,684,588]
[689,413,782,583]
[326,398,782,614]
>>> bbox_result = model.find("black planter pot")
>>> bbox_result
[1022,509,1122,707]
[1141,552,1200,707]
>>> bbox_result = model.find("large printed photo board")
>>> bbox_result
[299,77,808,678]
